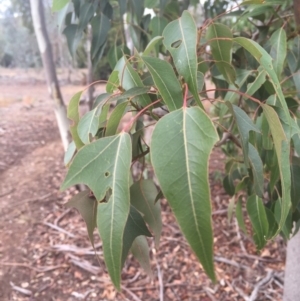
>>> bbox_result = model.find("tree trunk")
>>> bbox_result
[86,25,94,110]
[30,0,70,151]
[283,5,300,300]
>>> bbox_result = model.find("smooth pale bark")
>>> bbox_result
[283,4,300,300]
[30,0,70,151]
[86,25,94,110]
[283,231,300,300]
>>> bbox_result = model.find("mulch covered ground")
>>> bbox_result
[0,74,285,301]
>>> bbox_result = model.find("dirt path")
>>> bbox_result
[0,72,286,301]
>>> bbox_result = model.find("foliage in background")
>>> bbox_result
[56,0,300,291]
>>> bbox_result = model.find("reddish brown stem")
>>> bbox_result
[122,99,162,133]
[202,88,261,105]
[183,83,188,108]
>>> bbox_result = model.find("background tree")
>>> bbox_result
[31,0,70,151]
[55,0,300,299]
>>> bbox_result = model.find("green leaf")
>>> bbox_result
[130,180,162,247]
[248,144,264,197]
[227,103,260,167]
[235,198,247,235]
[66,190,97,246]
[91,13,111,59]
[142,56,182,111]
[121,205,152,266]
[269,28,287,78]
[206,23,235,84]
[151,107,218,281]
[246,195,269,250]
[265,207,278,239]
[115,57,151,107]
[131,236,153,278]
[143,36,164,56]
[240,0,264,4]
[105,102,128,136]
[70,125,84,149]
[107,45,130,69]
[63,24,83,56]
[77,108,99,144]
[262,104,291,236]
[78,3,94,31]
[234,37,291,128]
[64,141,76,166]
[107,71,119,93]
[61,133,131,289]
[162,11,203,109]
[113,87,150,103]
[68,91,83,122]
[245,68,266,99]
[149,16,168,39]
[224,69,253,102]
[52,0,69,12]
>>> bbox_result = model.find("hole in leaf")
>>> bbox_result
[100,188,112,203]
[171,40,182,49]
[105,171,110,177]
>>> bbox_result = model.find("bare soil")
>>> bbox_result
[0,68,285,301]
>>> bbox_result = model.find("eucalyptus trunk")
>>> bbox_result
[30,0,70,151]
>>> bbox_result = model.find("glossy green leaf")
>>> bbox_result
[78,108,99,144]
[151,107,218,281]
[130,180,162,247]
[121,205,152,266]
[52,0,69,11]
[131,236,153,278]
[262,104,291,235]
[236,198,247,235]
[248,144,264,197]
[64,141,76,166]
[91,13,110,59]
[61,133,131,289]
[269,28,287,77]
[206,23,235,84]
[115,57,151,107]
[66,190,97,246]
[105,102,128,136]
[142,56,182,111]
[227,103,260,167]
[246,195,269,250]
[162,11,203,109]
